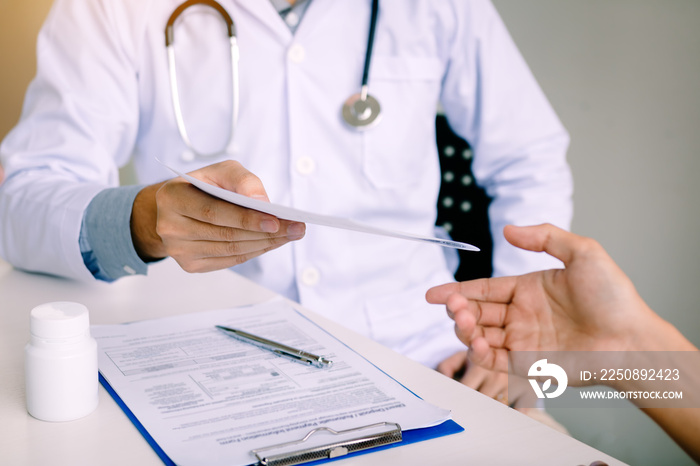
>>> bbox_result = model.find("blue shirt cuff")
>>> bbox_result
[79,185,148,281]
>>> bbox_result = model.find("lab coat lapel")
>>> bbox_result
[291,0,335,40]
[232,0,292,43]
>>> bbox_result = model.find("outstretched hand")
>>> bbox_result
[426,224,655,373]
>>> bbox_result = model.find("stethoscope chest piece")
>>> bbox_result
[342,0,381,131]
[342,92,381,130]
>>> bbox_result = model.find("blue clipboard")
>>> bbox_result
[100,372,463,466]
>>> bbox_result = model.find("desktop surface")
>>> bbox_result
[0,258,624,465]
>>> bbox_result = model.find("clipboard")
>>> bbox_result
[94,301,464,466]
[100,373,464,466]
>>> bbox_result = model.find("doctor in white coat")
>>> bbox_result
[0,0,572,402]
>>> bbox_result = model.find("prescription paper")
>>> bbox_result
[167,166,479,251]
[94,299,454,466]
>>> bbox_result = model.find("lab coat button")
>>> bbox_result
[295,156,316,175]
[301,267,320,286]
[285,11,300,27]
[181,149,195,162]
[288,44,306,64]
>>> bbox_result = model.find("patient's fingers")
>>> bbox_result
[469,338,510,373]
[454,315,506,348]
[427,276,518,305]
[446,293,509,327]
[504,223,590,266]
[436,351,467,379]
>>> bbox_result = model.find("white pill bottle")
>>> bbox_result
[25,301,99,421]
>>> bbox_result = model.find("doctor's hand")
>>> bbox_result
[426,223,659,373]
[131,160,305,272]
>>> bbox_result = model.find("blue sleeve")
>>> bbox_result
[79,185,149,282]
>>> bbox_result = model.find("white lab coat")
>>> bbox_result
[0,0,572,368]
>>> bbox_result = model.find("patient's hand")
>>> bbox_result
[427,224,655,373]
[437,350,515,405]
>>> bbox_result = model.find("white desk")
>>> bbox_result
[0,259,624,465]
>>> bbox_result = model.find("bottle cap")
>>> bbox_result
[30,302,90,340]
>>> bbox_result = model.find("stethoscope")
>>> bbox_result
[341,0,382,130]
[165,0,381,160]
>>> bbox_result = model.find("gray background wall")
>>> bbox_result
[1,1,699,464]
[492,1,700,464]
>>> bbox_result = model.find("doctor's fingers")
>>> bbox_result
[157,179,282,233]
[159,214,305,243]
[192,160,270,200]
[167,238,292,273]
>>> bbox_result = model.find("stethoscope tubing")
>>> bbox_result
[166,0,239,159]
[361,0,379,91]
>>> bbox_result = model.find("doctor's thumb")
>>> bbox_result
[209,160,271,202]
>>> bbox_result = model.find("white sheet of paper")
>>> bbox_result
[94,299,453,466]
[167,166,479,251]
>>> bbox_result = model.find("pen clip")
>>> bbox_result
[216,325,333,369]
[272,349,314,365]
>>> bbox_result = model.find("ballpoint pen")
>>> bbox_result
[215,325,333,368]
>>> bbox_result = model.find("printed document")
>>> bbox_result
[94,299,453,466]
[164,164,479,252]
